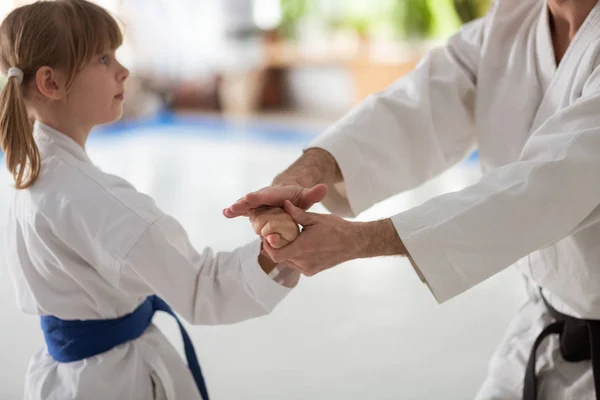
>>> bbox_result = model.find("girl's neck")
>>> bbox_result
[35,113,91,149]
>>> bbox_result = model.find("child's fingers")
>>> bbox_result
[261,220,299,243]
[266,233,291,249]
[250,210,277,235]
[250,208,285,235]
[266,233,281,248]
[260,221,277,238]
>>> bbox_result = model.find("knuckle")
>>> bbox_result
[261,221,275,236]
[251,221,263,235]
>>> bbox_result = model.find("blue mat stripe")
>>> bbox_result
[0,111,480,162]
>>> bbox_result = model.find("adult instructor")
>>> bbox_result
[225,0,600,399]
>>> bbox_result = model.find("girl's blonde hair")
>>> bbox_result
[0,0,122,189]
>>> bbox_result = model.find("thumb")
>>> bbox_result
[298,184,328,210]
[283,200,315,226]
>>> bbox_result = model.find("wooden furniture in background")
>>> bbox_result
[262,40,422,104]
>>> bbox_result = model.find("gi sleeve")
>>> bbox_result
[309,17,486,217]
[119,213,298,324]
[394,92,600,303]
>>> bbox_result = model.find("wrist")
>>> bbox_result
[352,219,407,259]
[258,246,278,275]
[272,174,314,189]
[272,148,340,188]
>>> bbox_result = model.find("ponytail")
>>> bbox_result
[0,73,40,189]
[0,0,124,190]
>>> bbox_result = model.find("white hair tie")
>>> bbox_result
[7,67,24,84]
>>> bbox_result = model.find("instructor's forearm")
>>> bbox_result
[353,219,408,259]
[353,219,427,283]
[273,148,343,188]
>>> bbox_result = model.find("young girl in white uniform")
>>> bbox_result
[0,1,310,399]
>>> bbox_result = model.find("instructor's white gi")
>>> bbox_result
[311,0,600,398]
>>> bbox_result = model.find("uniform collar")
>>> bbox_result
[34,121,93,164]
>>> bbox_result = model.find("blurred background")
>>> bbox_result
[0,1,528,399]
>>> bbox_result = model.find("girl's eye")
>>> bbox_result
[100,55,109,65]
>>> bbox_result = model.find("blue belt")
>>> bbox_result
[40,295,209,400]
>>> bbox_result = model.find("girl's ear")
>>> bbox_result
[35,66,68,101]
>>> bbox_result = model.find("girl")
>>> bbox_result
[0,1,315,399]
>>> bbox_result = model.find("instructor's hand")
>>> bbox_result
[261,201,362,276]
[223,183,328,218]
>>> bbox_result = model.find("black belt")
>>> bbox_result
[523,291,600,400]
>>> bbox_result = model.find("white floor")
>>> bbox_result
[0,123,527,399]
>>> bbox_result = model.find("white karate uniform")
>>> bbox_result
[4,121,299,400]
[311,0,600,398]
